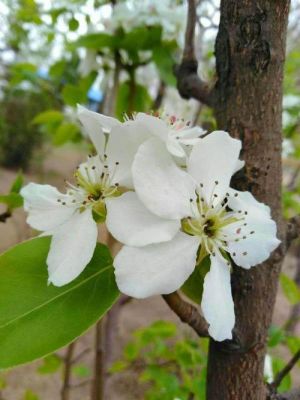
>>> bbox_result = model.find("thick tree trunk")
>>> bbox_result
[206,1,290,399]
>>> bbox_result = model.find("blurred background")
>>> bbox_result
[0,1,299,399]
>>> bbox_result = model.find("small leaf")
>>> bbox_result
[268,325,285,348]
[152,46,176,86]
[62,85,86,106]
[109,360,128,373]
[0,237,119,369]
[181,256,210,303]
[24,390,40,400]
[53,123,80,146]
[72,364,91,378]
[0,193,23,209]
[32,110,64,125]
[75,33,116,49]
[68,17,79,31]
[280,273,300,305]
[38,354,62,374]
[115,82,151,120]
[10,172,23,194]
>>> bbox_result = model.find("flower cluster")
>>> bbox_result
[21,106,280,341]
[105,0,186,43]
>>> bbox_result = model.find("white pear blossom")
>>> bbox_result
[107,131,280,341]
[21,110,148,287]
[106,0,186,44]
[78,105,205,160]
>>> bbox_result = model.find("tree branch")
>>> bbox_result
[175,0,213,106]
[162,292,209,337]
[285,216,300,250]
[61,342,76,400]
[269,388,300,400]
[268,350,300,394]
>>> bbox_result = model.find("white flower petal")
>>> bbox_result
[175,126,206,142]
[223,189,280,268]
[166,138,187,158]
[47,209,98,286]
[133,138,197,220]
[234,159,245,174]
[106,192,180,246]
[187,131,242,202]
[224,217,280,269]
[77,105,115,153]
[135,113,168,142]
[201,255,235,341]
[106,121,150,188]
[21,183,76,231]
[114,232,199,298]
[227,188,271,216]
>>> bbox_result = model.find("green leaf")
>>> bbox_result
[181,256,210,303]
[32,110,64,125]
[10,172,23,194]
[268,325,285,348]
[272,357,292,393]
[0,193,23,209]
[53,122,80,146]
[120,26,162,52]
[62,85,86,106]
[115,81,152,120]
[152,46,176,86]
[38,354,62,374]
[75,33,116,49]
[0,237,119,369]
[109,360,128,373]
[69,17,79,31]
[49,61,67,78]
[72,364,91,378]
[280,273,300,305]
[24,389,39,400]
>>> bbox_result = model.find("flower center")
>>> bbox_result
[56,155,121,222]
[181,182,250,263]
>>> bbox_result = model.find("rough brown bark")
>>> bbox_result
[205,1,290,399]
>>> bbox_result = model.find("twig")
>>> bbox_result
[61,342,76,400]
[269,388,300,400]
[91,321,104,400]
[175,0,213,106]
[152,80,166,111]
[270,349,300,391]
[70,379,92,390]
[162,292,209,337]
[285,216,300,250]
[70,348,91,365]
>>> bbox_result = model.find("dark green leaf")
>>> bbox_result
[181,256,210,304]
[0,237,119,369]
[268,325,285,348]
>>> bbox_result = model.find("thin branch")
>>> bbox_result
[269,388,300,400]
[162,292,209,337]
[70,348,91,365]
[285,216,300,250]
[270,349,300,390]
[175,0,213,106]
[61,342,76,400]
[91,321,104,400]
